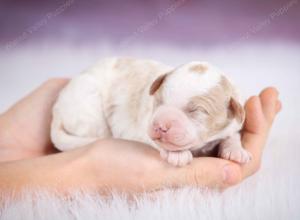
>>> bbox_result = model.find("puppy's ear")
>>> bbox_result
[149,73,168,95]
[229,98,245,123]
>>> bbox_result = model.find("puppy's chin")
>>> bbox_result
[153,140,195,152]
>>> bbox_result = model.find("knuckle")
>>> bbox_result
[244,160,262,178]
[224,164,242,187]
[187,168,205,187]
[229,170,242,186]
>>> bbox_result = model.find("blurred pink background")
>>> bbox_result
[1,0,300,47]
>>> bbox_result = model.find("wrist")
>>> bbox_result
[0,112,35,161]
[0,146,93,193]
[0,113,14,148]
[85,139,168,193]
[48,147,97,191]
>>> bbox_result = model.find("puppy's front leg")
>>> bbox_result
[219,133,252,164]
[160,149,193,167]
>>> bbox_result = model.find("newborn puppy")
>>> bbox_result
[51,57,252,166]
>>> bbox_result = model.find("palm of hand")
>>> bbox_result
[0,79,281,189]
[0,79,68,156]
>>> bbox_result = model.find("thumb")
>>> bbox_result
[165,157,242,189]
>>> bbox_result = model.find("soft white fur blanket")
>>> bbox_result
[0,42,299,220]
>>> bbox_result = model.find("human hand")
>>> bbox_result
[0,78,69,161]
[0,78,281,192]
[83,87,281,192]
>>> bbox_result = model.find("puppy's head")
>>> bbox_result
[148,62,245,151]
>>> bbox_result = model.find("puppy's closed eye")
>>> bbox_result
[186,105,198,113]
[185,103,209,116]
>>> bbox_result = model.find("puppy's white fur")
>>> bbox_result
[52,58,169,149]
[163,62,221,107]
[51,57,251,166]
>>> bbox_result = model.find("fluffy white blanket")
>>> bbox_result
[0,42,299,220]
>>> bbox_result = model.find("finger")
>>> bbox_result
[243,96,266,135]
[241,131,265,178]
[165,157,242,189]
[241,89,281,178]
[259,87,279,124]
[241,124,268,178]
[241,96,269,178]
[276,100,282,114]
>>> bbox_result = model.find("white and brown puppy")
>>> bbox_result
[51,57,252,166]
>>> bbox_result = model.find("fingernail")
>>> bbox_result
[223,164,238,185]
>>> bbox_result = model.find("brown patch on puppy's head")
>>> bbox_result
[189,64,208,74]
[184,76,244,140]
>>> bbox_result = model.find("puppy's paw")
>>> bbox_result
[219,146,252,164]
[160,149,193,167]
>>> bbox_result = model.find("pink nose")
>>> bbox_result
[153,123,171,138]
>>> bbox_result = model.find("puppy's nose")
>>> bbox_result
[156,126,169,133]
[153,123,170,136]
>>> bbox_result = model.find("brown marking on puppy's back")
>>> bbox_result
[189,64,208,74]
[129,84,148,123]
[112,59,172,124]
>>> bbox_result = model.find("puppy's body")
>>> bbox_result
[52,58,167,149]
[52,57,251,166]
